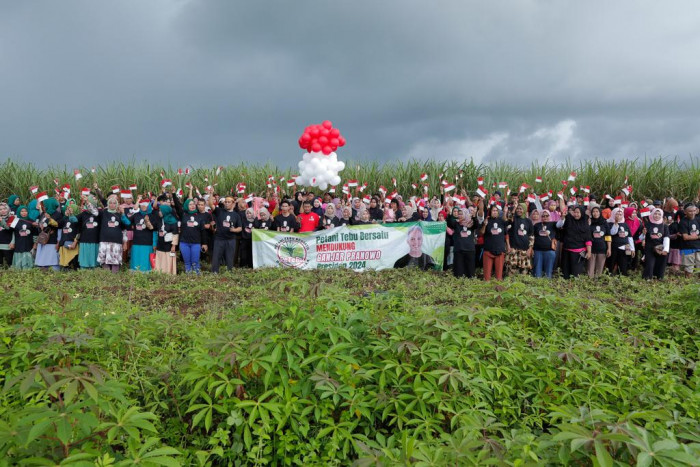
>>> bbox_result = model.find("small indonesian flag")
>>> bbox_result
[459,170,464,179]
[245,194,254,204]
[506,188,511,197]
[53,178,59,186]
[535,176,542,183]
[363,195,371,204]
[392,177,397,187]
[160,179,172,188]
[582,186,590,194]
[30,185,39,194]
[237,183,247,194]
[438,172,444,179]
[216,166,223,176]
[111,185,120,193]
[498,181,508,189]
[348,179,358,187]
[205,185,213,192]
[287,179,295,188]
[641,200,648,208]
[444,183,455,192]
[342,184,349,194]
[279,176,285,182]
[129,184,137,191]
[454,195,467,205]
[178,168,183,175]
[329,186,336,193]
[557,191,564,200]
[605,194,613,201]
[81,187,90,196]
[378,186,387,195]
[568,171,577,181]
[266,181,272,189]
[561,180,568,186]
[176,188,183,197]
[540,193,549,202]
[621,202,629,209]
[120,189,132,199]
[36,191,49,203]
[621,185,632,196]
[441,179,448,187]
[185,182,193,189]
[527,193,536,202]
[387,190,398,200]
[423,184,429,193]
[570,186,578,195]
[614,196,622,205]
[268,175,274,181]
[519,183,530,194]
[74,169,83,180]
[359,182,368,192]
[61,184,71,195]
[420,173,428,182]
[139,198,150,206]
[583,197,590,206]
[185,168,191,175]
[8,216,20,229]
[411,183,418,190]
[476,186,488,198]
[640,207,650,217]
[477,176,484,186]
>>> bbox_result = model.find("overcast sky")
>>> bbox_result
[1,1,699,168]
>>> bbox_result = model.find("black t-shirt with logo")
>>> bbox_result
[213,208,242,240]
[507,216,533,251]
[449,219,479,252]
[241,218,255,240]
[253,218,273,231]
[678,217,700,250]
[589,221,609,254]
[12,219,37,253]
[58,217,78,246]
[180,212,206,244]
[483,217,507,254]
[534,221,558,251]
[611,222,631,249]
[130,211,155,246]
[644,221,669,250]
[78,211,100,244]
[99,210,127,244]
[273,214,299,233]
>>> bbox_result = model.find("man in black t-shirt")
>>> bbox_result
[273,201,299,233]
[209,195,242,273]
[679,203,699,277]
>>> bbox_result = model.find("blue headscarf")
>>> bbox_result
[159,204,178,225]
[27,200,40,221]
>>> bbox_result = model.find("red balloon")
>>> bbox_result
[338,137,346,147]
[311,142,322,153]
[330,138,339,146]
[322,146,332,155]
[330,145,338,152]
[301,133,311,142]
[320,128,330,137]
[310,128,319,137]
[330,128,340,138]
[318,136,329,145]
[322,120,333,129]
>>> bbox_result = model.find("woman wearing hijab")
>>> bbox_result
[9,206,37,270]
[7,195,20,215]
[77,194,101,269]
[531,209,558,278]
[253,207,273,230]
[449,205,481,278]
[587,206,611,278]
[27,199,41,221]
[35,198,63,270]
[153,204,179,275]
[0,202,14,268]
[556,200,592,279]
[369,197,383,222]
[58,200,80,270]
[607,207,634,276]
[623,206,643,271]
[179,198,207,273]
[98,195,131,273]
[505,204,534,276]
[481,204,508,281]
[322,204,340,229]
[397,205,419,223]
[338,206,353,226]
[642,208,670,280]
[129,197,156,272]
[239,208,255,268]
[311,198,325,218]
[382,201,396,223]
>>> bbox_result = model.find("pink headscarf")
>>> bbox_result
[648,208,663,225]
[624,207,641,235]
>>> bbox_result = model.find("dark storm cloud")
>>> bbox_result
[0,1,698,168]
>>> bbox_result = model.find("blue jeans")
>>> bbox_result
[180,242,201,273]
[533,250,556,278]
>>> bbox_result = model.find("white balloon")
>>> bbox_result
[295,150,345,190]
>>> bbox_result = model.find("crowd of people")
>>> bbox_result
[0,182,698,281]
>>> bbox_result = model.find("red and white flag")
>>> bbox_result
[185,168,191,175]
[120,189,132,199]
[519,183,530,194]
[454,195,467,206]
[74,169,83,181]
[476,186,488,198]
[287,179,295,188]
[129,184,137,191]
[568,171,577,182]
[244,193,254,204]
[216,166,223,176]
[378,186,387,195]
[444,183,455,192]
[160,179,172,188]
[539,193,549,202]
[348,179,358,187]
[621,185,633,196]
[387,190,398,200]
[178,168,183,175]
[639,207,650,217]
[477,176,484,186]
[614,196,622,205]
[535,176,542,183]
[61,184,71,195]
[111,185,121,193]
[29,185,39,194]
[557,191,564,200]
[498,181,508,189]
[363,195,371,204]
[411,182,418,190]
[420,173,428,182]
[81,187,90,196]
[582,186,590,194]
[359,182,368,192]
[583,197,590,206]
[329,186,336,193]
[36,191,49,203]
[528,193,537,203]
[569,186,578,195]
[392,177,397,187]
[342,184,349,194]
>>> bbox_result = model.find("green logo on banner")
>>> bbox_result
[275,237,309,268]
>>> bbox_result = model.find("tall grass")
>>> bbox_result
[1,156,697,201]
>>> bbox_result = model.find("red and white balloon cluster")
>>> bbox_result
[295,120,346,190]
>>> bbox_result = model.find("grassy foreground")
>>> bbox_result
[0,269,698,466]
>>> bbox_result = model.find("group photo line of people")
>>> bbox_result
[0,176,698,281]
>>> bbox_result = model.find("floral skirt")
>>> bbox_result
[98,242,123,266]
[506,248,532,271]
